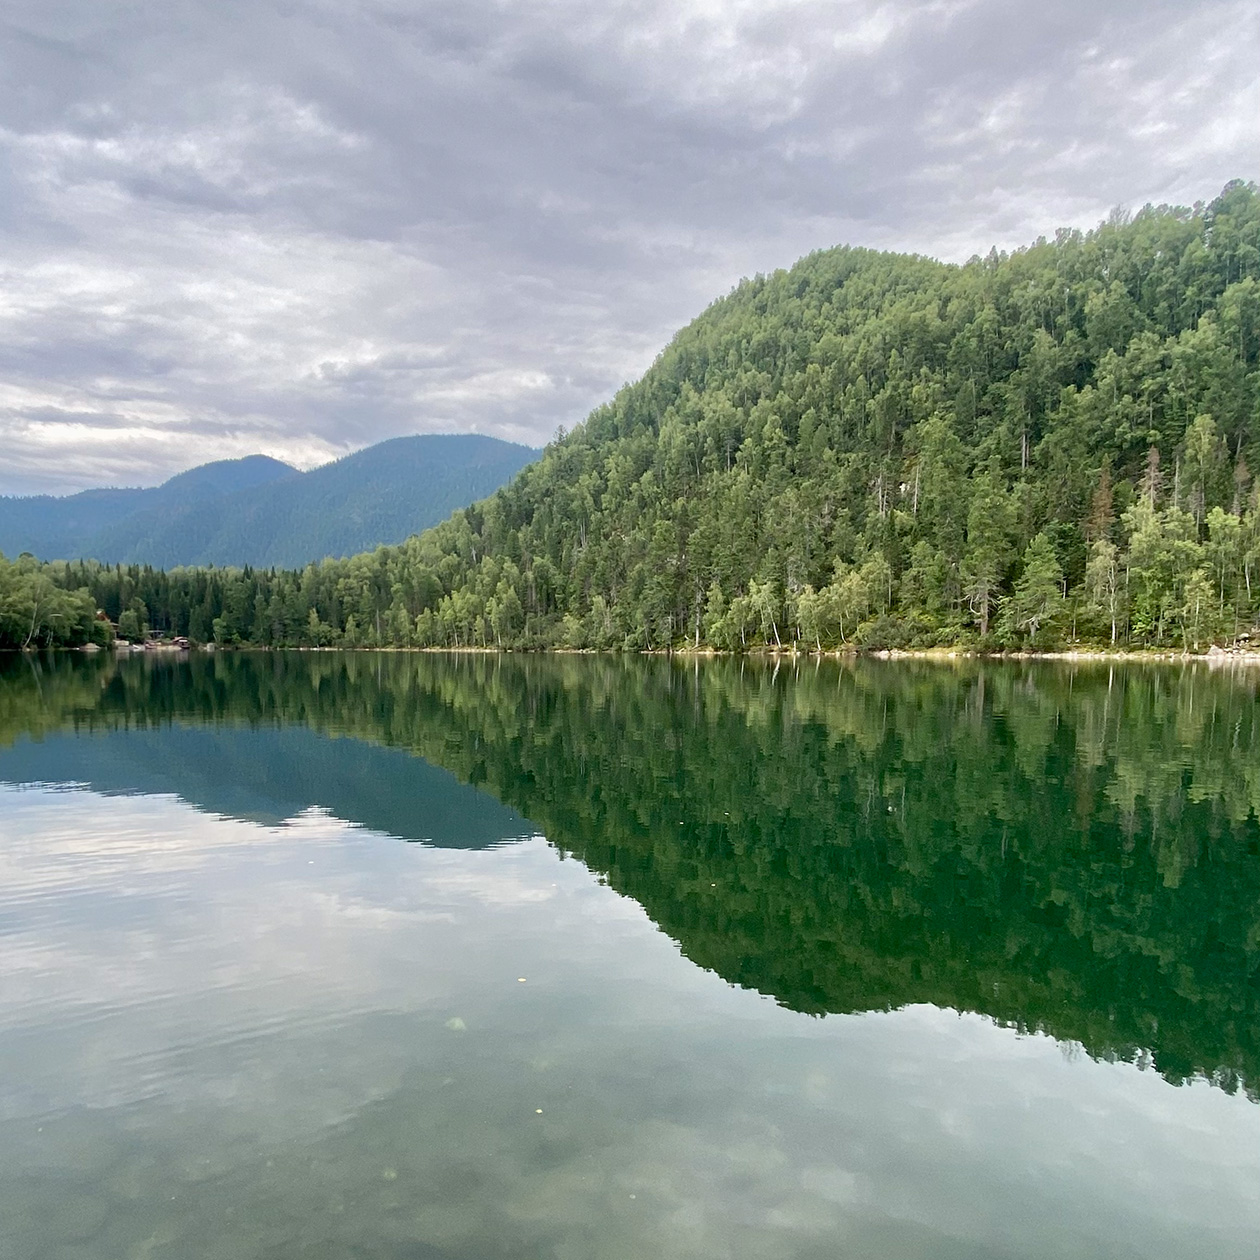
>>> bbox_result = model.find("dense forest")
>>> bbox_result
[4,651,1258,1094]
[11,180,1260,652]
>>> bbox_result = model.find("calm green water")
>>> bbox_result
[1,651,1258,1260]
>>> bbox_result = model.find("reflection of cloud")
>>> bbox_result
[0,1,1257,491]
[0,788,554,1026]
[1,783,1258,1258]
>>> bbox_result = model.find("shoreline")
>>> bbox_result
[21,642,1260,665]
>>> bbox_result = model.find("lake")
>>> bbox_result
[1,650,1257,1259]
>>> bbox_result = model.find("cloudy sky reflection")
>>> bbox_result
[1,783,1258,1259]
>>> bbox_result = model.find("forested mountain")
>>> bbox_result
[23,180,1260,651]
[0,435,537,570]
[0,456,294,564]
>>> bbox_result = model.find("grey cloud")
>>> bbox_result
[0,0,1255,493]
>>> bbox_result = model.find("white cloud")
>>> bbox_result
[0,0,1255,492]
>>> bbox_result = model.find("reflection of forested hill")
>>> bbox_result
[4,650,1259,1096]
[0,725,531,848]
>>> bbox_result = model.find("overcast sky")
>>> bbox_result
[1,0,1256,494]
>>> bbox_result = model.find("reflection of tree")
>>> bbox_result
[4,651,1258,1097]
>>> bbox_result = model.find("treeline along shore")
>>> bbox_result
[4,181,1260,654]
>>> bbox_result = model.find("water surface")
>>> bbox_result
[1,651,1258,1259]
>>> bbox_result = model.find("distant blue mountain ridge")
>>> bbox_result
[0,433,538,569]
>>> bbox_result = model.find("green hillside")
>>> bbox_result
[19,180,1260,651]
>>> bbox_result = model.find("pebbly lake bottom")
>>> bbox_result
[1,651,1259,1258]
[0,789,1256,1260]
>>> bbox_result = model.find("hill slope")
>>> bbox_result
[34,180,1260,651]
[365,180,1260,650]
[3,435,537,570]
